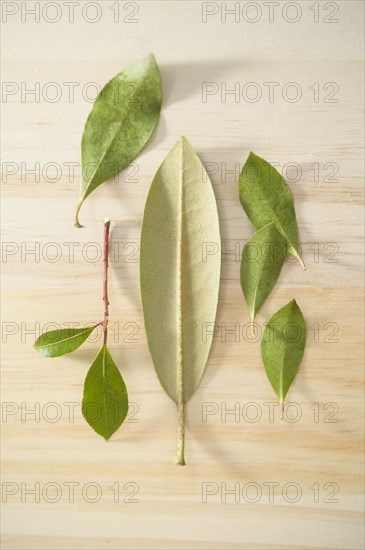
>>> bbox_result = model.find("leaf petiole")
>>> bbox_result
[297,254,306,271]
[74,200,84,228]
[174,393,185,466]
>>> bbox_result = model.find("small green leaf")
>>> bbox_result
[34,326,96,357]
[238,152,305,268]
[261,299,306,405]
[241,222,286,323]
[82,345,128,440]
[75,54,162,227]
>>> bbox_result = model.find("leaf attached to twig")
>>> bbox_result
[82,345,128,440]
[34,326,96,357]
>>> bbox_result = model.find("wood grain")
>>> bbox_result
[1,1,364,549]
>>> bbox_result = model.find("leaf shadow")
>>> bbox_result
[182,288,249,472]
[143,58,248,151]
[160,59,248,107]
[187,393,249,474]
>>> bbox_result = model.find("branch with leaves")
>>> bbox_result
[34,219,128,440]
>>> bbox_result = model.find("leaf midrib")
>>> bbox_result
[177,141,184,401]
[250,229,270,320]
[257,175,291,246]
[277,308,295,403]
[101,345,109,437]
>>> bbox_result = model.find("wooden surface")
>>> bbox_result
[1,1,364,549]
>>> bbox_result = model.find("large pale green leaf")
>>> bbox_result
[238,152,305,268]
[75,54,162,227]
[241,222,286,322]
[82,345,128,440]
[140,136,221,464]
[261,299,306,405]
[34,326,96,357]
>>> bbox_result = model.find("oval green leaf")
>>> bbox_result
[34,326,96,357]
[238,152,305,268]
[140,136,221,464]
[261,299,306,405]
[75,54,162,227]
[82,345,128,440]
[241,222,286,323]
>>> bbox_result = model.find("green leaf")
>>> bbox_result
[261,299,306,405]
[82,345,128,440]
[34,326,96,357]
[75,54,162,227]
[140,136,221,464]
[241,222,286,323]
[238,152,305,268]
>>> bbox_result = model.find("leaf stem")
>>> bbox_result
[74,201,84,228]
[280,401,284,421]
[174,398,185,465]
[102,218,111,347]
[297,254,306,271]
[174,143,185,467]
[250,319,256,338]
